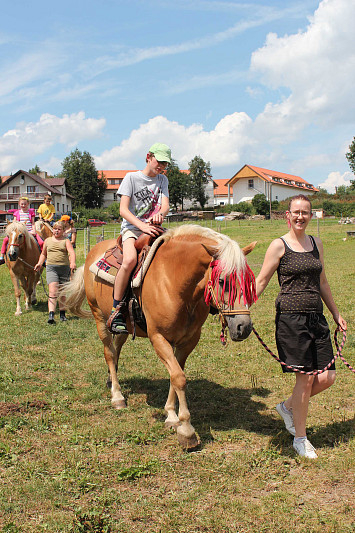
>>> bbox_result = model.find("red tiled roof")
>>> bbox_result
[213,179,229,196]
[44,178,65,186]
[99,169,190,190]
[228,165,319,192]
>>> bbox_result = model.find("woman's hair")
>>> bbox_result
[288,194,312,211]
[18,196,29,203]
[53,221,65,230]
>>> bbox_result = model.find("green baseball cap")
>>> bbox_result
[149,142,172,163]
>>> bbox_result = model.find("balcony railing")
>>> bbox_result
[0,192,44,200]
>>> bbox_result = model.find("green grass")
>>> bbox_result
[0,219,354,532]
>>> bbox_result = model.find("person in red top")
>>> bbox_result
[0,197,43,264]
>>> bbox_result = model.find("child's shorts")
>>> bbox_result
[121,229,143,242]
[46,264,71,284]
[275,313,335,373]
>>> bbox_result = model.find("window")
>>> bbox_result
[248,179,254,189]
[57,203,60,211]
[27,185,39,193]
[5,203,18,210]
[8,186,20,194]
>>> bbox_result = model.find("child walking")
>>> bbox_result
[0,197,44,264]
[107,143,171,334]
[34,221,76,324]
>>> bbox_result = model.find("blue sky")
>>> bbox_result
[1,0,354,191]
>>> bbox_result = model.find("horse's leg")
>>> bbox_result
[91,306,128,409]
[150,332,199,450]
[9,270,22,316]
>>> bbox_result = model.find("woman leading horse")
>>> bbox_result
[60,225,257,449]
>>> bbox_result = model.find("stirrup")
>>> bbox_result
[107,303,128,334]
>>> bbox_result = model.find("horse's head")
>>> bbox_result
[6,222,28,262]
[35,219,52,239]
[204,240,257,342]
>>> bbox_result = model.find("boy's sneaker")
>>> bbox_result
[60,311,67,322]
[107,305,128,334]
[0,255,5,265]
[48,311,55,325]
[293,438,318,459]
[276,402,296,436]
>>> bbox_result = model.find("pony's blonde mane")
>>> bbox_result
[6,221,33,246]
[162,224,246,276]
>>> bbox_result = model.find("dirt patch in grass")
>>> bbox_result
[0,400,48,416]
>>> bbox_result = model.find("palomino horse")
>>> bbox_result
[4,221,43,316]
[61,225,256,449]
[35,219,53,241]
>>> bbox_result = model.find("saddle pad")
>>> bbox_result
[89,234,165,287]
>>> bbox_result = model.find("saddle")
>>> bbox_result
[103,233,156,277]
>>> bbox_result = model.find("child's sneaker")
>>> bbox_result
[0,255,5,265]
[275,402,296,436]
[293,437,318,459]
[48,311,55,324]
[107,304,128,334]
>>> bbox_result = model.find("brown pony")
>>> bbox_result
[4,221,43,315]
[61,225,256,449]
[35,219,53,240]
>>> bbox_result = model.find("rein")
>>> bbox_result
[252,326,354,375]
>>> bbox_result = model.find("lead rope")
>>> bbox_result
[252,326,354,375]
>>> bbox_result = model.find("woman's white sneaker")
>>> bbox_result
[275,402,296,436]
[293,438,318,459]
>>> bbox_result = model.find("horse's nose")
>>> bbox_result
[8,249,18,261]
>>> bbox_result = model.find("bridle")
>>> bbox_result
[205,263,251,346]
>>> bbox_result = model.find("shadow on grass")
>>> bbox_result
[121,376,276,443]
[119,377,354,451]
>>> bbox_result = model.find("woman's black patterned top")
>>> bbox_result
[275,235,323,314]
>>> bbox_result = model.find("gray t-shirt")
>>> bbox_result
[118,170,169,233]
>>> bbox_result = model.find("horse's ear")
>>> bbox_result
[201,243,218,258]
[242,241,257,256]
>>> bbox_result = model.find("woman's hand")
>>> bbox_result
[335,313,347,332]
[34,262,42,272]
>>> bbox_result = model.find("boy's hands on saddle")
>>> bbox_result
[148,212,164,226]
[142,222,164,237]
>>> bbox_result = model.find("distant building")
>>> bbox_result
[213,179,231,206]
[0,170,73,216]
[99,169,214,209]
[226,165,319,204]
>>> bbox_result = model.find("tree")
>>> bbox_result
[187,156,212,209]
[29,164,41,175]
[166,159,189,210]
[60,148,107,208]
[346,136,355,175]
[252,193,269,215]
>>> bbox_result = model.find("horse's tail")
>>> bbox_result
[58,265,92,318]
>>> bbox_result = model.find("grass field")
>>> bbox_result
[0,219,354,533]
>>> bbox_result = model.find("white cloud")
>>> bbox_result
[251,0,355,141]
[94,113,253,170]
[0,112,106,174]
[318,171,353,193]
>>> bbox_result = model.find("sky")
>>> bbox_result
[1,0,355,192]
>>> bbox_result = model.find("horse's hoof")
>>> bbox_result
[15,311,22,316]
[164,420,181,430]
[112,399,127,410]
[177,432,200,451]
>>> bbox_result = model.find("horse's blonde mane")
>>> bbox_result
[6,221,33,246]
[162,224,246,275]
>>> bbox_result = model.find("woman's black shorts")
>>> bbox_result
[275,313,335,373]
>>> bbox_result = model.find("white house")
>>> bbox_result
[226,165,319,204]
[0,170,73,216]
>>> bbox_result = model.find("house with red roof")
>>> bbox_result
[0,170,73,216]
[213,178,231,206]
[226,165,319,204]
